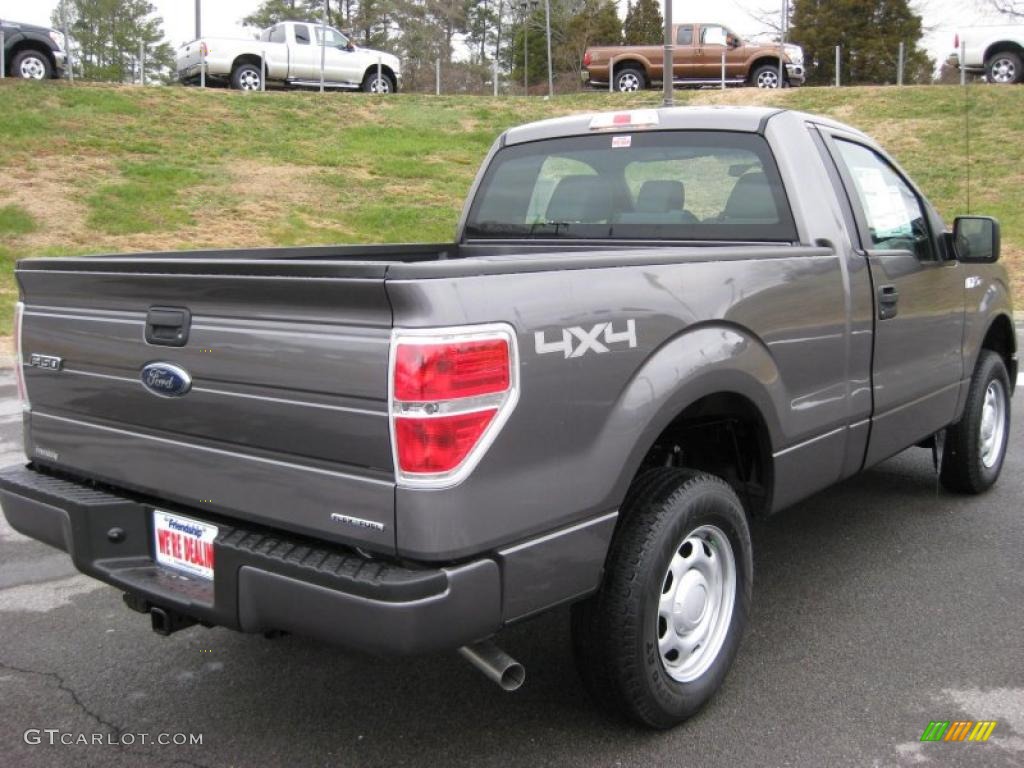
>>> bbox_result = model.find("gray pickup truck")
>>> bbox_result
[1,106,1015,729]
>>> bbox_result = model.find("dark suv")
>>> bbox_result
[2,18,67,80]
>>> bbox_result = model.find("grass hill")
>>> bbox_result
[0,81,1021,334]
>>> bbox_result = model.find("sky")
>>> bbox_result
[0,0,1016,66]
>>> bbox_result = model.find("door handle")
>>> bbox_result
[877,285,899,320]
[145,306,191,347]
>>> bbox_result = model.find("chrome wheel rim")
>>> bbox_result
[19,55,46,80]
[756,70,780,88]
[617,72,641,92]
[370,76,390,93]
[980,379,1007,469]
[238,69,261,90]
[990,58,1017,83]
[657,524,736,683]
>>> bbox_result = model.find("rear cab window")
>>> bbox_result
[465,131,797,243]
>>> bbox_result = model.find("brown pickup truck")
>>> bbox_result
[583,23,805,91]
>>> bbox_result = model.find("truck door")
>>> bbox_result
[693,24,743,79]
[824,131,966,467]
[668,24,699,82]
[287,22,319,80]
[316,25,362,85]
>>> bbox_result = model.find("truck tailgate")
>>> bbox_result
[17,258,396,553]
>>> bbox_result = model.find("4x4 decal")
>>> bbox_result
[534,320,637,358]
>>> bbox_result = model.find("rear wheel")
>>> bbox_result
[752,64,782,89]
[613,66,646,92]
[12,50,52,80]
[940,350,1011,493]
[986,52,1022,84]
[231,63,263,91]
[571,468,752,729]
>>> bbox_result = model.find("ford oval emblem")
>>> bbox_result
[141,362,192,398]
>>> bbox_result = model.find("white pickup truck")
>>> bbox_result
[952,24,1024,83]
[176,20,401,93]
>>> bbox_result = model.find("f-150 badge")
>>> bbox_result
[535,320,637,359]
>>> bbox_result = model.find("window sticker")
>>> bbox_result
[612,135,632,149]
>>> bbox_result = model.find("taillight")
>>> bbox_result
[13,302,29,411]
[583,51,592,67]
[389,324,518,487]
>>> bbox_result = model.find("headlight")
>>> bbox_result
[784,45,804,65]
[49,30,66,50]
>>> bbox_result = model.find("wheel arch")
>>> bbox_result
[362,63,398,91]
[612,58,649,80]
[8,42,56,74]
[981,312,1018,391]
[983,40,1024,65]
[747,56,782,82]
[606,323,783,521]
[231,54,267,77]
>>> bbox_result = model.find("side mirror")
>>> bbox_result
[953,216,1000,263]
[728,35,740,48]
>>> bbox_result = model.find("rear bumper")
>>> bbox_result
[0,464,501,655]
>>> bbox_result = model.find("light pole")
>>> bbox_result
[543,0,553,97]
[663,0,673,106]
[195,0,201,40]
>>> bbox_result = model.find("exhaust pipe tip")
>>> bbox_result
[458,640,525,692]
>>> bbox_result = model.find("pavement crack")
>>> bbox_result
[0,657,122,736]
[0,657,216,768]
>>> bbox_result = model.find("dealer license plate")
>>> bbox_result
[153,510,218,581]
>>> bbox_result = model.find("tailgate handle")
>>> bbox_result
[145,307,191,347]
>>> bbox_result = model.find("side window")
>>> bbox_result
[316,27,350,49]
[701,25,727,46]
[676,26,693,46]
[834,139,935,260]
[294,24,311,45]
[269,25,286,44]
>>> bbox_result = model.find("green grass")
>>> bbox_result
[0,204,37,236]
[0,79,1021,337]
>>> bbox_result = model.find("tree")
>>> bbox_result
[562,0,621,81]
[987,1,1023,17]
[241,0,304,29]
[790,0,934,85]
[53,0,174,83]
[623,0,663,46]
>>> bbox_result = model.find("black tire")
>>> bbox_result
[230,63,263,91]
[986,51,1022,84]
[12,49,53,80]
[751,64,782,89]
[940,350,1012,494]
[571,468,752,729]
[361,71,396,93]
[613,66,646,92]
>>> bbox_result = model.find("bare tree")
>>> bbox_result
[989,0,1023,16]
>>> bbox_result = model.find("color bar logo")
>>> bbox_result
[920,720,998,742]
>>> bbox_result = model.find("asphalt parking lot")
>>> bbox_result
[0,364,1021,768]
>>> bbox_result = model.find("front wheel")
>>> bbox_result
[752,64,783,88]
[986,52,1022,84]
[361,71,395,93]
[571,468,752,729]
[940,350,1012,493]
[12,50,52,80]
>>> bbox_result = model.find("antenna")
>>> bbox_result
[962,40,971,215]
